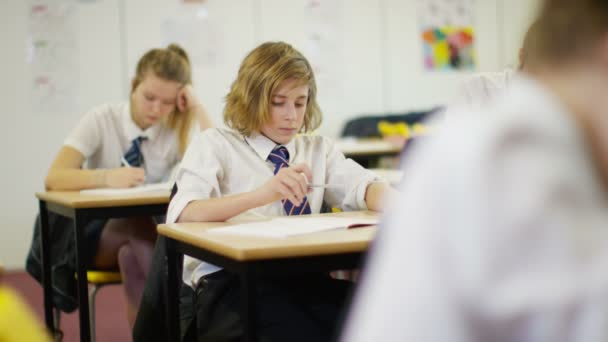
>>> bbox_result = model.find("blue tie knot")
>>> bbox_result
[268,146,289,170]
[123,136,147,167]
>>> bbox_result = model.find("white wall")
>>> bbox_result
[0,0,539,269]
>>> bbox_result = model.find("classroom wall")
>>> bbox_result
[0,0,539,269]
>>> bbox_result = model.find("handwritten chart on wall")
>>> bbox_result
[418,0,476,71]
[27,0,78,114]
[161,1,224,68]
[304,0,345,97]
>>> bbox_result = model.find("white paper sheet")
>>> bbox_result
[80,182,172,196]
[208,216,379,238]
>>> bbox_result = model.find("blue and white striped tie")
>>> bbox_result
[267,145,311,215]
[123,136,147,167]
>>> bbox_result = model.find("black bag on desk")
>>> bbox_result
[25,213,79,313]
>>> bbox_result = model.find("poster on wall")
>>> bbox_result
[304,0,345,96]
[27,0,78,114]
[418,0,476,71]
[161,1,223,68]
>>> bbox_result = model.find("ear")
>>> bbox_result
[131,78,138,94]
[596,33,608,69]
[518,48,525,71]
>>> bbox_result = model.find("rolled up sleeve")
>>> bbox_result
[166,131,224,223]
[323,138,381,211]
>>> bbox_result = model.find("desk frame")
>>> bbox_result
[164,238,364,342]
[38,199,168,342]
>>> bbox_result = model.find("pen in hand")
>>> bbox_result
[121,157,132,168]
[307,183,340,188]
[301,173,339,189]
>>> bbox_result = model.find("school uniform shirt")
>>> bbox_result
[167,128,381,287]
[342,77,608,342]
[451,69,518,111]
[64,102,186,183]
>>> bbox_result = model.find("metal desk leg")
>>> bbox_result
[166,238,180,342]
[39,200,56,334]
[241,268,257,342]
[74,212,91,342]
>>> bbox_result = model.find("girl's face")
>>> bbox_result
[131,73,181,130]
[260,78,308,145]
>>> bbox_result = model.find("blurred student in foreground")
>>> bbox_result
[342,0,608,341]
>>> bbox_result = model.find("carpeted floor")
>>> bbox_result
[3,270,131,341]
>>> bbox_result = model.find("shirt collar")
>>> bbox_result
[245,132,296,162]
[123,102,162,142]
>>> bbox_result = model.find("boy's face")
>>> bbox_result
[260,78,308,145]
[130,73,180,130]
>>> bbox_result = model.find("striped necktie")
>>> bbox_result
[123,136,147,167]
[267,145,311,215]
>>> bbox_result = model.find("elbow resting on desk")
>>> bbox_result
[364,182,397,212]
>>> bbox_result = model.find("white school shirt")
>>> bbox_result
[167,128,381,287]
[64,102,185,183]
[342,77,608,342]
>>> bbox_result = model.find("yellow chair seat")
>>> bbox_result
[75,270,122,284]
[86,271,122,284]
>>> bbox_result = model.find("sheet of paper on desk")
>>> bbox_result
[80,182,172,196]
[208,216,379,238]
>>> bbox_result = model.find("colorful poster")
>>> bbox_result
[419,0,476,71]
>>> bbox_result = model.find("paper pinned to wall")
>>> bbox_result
[418,0,476,71]
[161,1,224,68]
[27,0,79,115]
[304,0,345,97]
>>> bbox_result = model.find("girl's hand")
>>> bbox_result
[257,163,313,206]
[177,84,201,112]
[104,167,145,188]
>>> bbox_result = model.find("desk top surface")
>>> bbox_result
[158,211,379,261]
[36,190,170,209]
[336,138,402,156]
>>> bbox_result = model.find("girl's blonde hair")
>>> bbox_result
[131,43,194,156]
[224,41,322,136]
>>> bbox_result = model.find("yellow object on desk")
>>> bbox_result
[377,121,410,138]
[377,121,430,138]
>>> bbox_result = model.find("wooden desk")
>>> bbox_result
[36,190,170,342]
[337,138,402,157]
[158,211,378,342]
[336,138,402,167]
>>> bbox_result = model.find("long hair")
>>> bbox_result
[132,44,195,156]
[223,42,322,136]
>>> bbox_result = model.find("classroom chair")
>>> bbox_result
[54,270,122,342]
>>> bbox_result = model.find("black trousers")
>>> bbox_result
[181,270,353,342]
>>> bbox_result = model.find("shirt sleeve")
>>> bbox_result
[322,137,381,211]
[166,130,224,224]
[63,108,102,158]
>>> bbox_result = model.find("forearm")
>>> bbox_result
[177,189,272,222]
[364,182,398,212]
[45,168,106,191]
